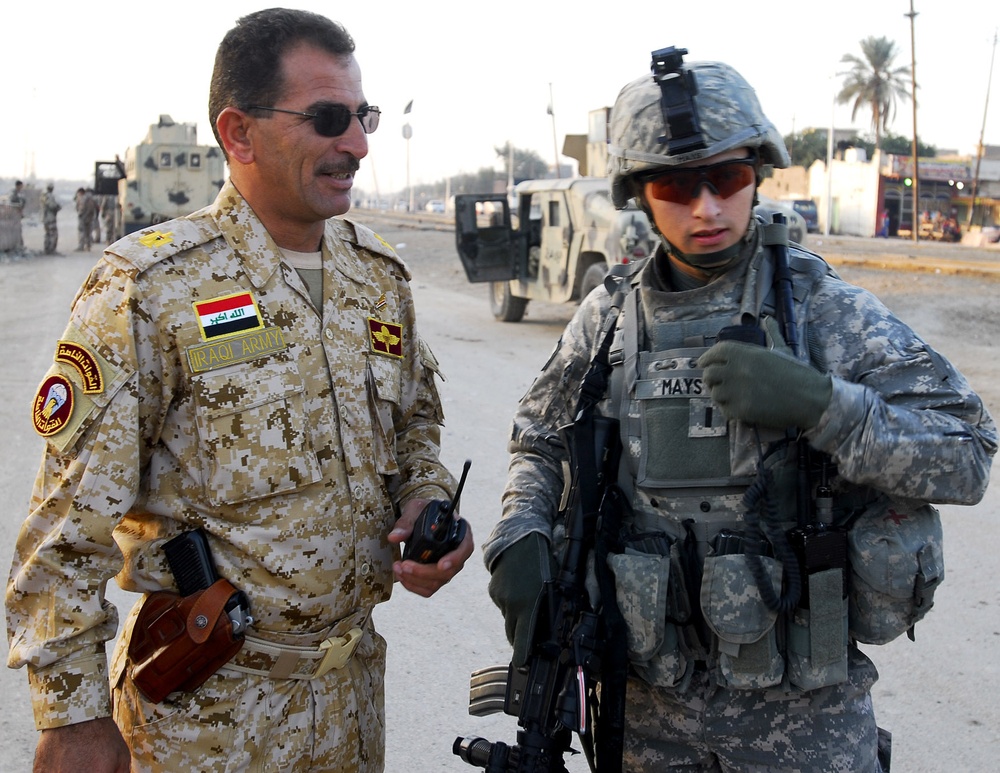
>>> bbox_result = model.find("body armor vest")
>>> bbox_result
[599,241,857,693]
[607,248,819,552]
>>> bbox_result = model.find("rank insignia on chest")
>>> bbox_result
[193,291,264,341]
[367,317,404,358]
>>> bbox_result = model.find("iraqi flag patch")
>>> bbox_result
[193,291,264,341]
[367,317,404,358]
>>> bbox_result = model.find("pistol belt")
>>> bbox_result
[229,612,368,680]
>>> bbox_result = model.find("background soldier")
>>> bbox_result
[7,8,473,772]
[100,193,117,244]
[91,190,103,244]
[485,49,996,771]
[39,183,60,255]
[9,180,26,250]
[74,187,98,251]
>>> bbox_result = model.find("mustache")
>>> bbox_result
[318,158,360,176]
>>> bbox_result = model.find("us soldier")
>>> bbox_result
[6,8,473,772]
[484,49,996,771]
[39,183,60,254]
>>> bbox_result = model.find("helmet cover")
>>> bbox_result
[608,55,790,207]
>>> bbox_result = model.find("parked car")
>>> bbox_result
[782,197,820,234]
[425,199,446,213]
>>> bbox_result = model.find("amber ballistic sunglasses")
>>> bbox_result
[641,157,757,205]
[248,103,381,136]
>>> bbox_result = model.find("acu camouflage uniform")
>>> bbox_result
[483,224,996,771]
[7,180,455,771]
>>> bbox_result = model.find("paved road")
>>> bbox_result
[1,212,998,772]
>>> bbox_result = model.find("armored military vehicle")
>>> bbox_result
[455,177,809,322]
[94,115,225,238]
[454,177,655,322]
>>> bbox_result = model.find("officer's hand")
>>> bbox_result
[390,498,474,598]
[698,318,832,430]
[488,533,556,667]
[34,717,130,773]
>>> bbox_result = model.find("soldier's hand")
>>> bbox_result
[488,533,556,667]
[390,498,474,598]
[698,318,832,430]
[34,717,130,773]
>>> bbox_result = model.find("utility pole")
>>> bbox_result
[403,100,414,212]
[548,83,561,179]
[825,98,834,236]
[969,30,997,228]
[906,0,920,242]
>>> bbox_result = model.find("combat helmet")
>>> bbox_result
[609,47,790,208]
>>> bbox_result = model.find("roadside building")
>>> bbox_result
[763,144,1000,244]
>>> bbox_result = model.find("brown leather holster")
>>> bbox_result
[128,578,246,703]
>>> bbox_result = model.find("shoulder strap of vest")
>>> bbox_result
[573,269,632,420]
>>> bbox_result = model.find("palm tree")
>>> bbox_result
[837,36,912,152]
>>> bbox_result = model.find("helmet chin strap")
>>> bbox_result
[666,237,745,273]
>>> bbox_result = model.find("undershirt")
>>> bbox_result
[281,248,324,311]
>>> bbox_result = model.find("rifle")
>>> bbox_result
[454,277,631,773]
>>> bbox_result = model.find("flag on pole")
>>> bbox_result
[403,99,413,114]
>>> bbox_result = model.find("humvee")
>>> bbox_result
[454,177,655,322]
[95,115,225,238]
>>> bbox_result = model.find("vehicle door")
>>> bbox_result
[454,194,520,283]
[537,192,570,289]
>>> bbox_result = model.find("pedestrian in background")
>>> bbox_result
[7,8,473,772]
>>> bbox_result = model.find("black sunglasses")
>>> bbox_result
[248,103,381,137]
[641,156,757,205]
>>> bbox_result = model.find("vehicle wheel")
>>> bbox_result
[489,281,528,322]
[580,263,608,299]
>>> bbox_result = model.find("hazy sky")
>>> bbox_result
[3,0,997,196]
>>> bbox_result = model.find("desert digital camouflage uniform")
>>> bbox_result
[9,182,26,249]
[100,193,118,244]
[7,180,455,771]
[40,185,60,254]
[75,187,99,251]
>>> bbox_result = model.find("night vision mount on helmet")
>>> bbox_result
[608,46,791,208]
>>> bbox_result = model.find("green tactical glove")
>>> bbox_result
[698,318,832,430]
[488,532,556,667]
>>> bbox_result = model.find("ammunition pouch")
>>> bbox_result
[606,535,692,690]
[847,497,944,644]
[128,578,246,703]
[701,552,784,690]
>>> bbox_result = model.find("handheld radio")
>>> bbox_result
[402,459,472,564]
